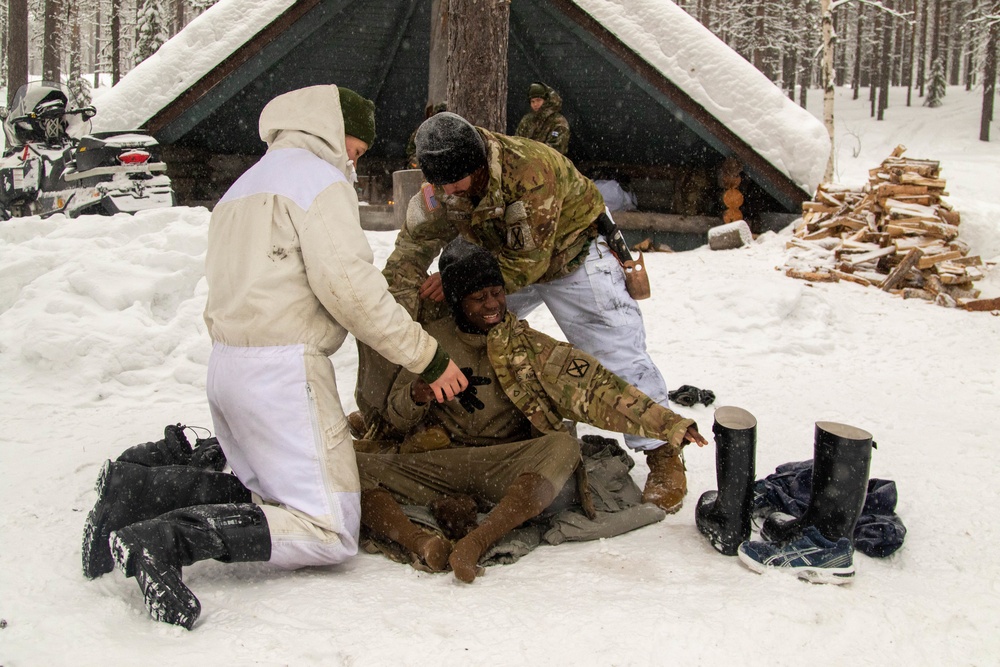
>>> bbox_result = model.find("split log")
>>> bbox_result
[962,297,1000,312]
[785,268,839,282]
[917,250,965,270]
[708,220,753,250]
[881,248,924,292]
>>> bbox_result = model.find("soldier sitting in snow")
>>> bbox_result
[355,238,707,583]
[356,111,692,519]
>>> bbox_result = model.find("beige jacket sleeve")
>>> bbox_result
[296,181,438,375]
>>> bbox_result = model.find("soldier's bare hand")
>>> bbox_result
[410,379,436,405]
[685,426,708,447]
[427,359,469,402]
[419,272,445,302]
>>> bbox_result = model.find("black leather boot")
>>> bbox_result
[761,421,874,544]
[110,503,271,630]
[82,461,251,579]
[695,406,757,556]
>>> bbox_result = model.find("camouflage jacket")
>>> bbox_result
[387,313,693,454]
[383,129,605,296]
[515,88,570,154]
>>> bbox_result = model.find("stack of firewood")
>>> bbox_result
[783,146,995,310]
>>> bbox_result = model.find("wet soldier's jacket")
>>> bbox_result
[387,313,694,455]
[383,129,605,298]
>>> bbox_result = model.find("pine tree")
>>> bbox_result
[133,0,168,63]
[66,75,92,108]
[924,55,947,107]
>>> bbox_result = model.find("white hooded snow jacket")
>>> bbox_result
[203,86,439,568]
[204,85,437,370]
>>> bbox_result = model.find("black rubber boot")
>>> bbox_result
[761,421,874,544]
[695,406,757,556]
[82,461,251,579]
[110,503,271,630]
[116,424,193,467]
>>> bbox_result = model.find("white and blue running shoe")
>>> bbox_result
[737,526,855,585]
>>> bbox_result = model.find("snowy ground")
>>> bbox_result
[1,86,998,665]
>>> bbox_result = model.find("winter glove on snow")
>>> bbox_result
[456,367,491,413]
[668,385,701,407]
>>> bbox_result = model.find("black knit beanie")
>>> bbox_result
[338,87,376,146]
[439,238,505,308]
[415,112,488,185]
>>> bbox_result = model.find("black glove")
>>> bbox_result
[668,384,701,407]
[190,437,228,471]
[456,367,492,413]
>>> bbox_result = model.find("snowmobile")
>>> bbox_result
[0,80,175,219]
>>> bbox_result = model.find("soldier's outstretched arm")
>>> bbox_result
[533,340,697,453]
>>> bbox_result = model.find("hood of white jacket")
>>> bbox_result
[258,85,349,174]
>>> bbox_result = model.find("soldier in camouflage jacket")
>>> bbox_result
[355,239,706,583]
[359,112,685,515]
[515,82,570,154]
[383,115,604,297]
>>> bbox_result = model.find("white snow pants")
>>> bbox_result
[207,343,360,569]
[505,240,670,451]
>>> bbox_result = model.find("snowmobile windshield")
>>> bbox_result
[3,81,92,146]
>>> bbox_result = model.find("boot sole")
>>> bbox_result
[737,548,855,585]
[81,461,114,579]
[110,530,201,630]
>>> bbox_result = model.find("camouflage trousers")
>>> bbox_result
[355,433,581,506]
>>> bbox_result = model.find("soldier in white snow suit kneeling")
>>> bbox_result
[81,85,468,630]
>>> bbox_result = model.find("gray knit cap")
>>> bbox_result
[415,112,487,185]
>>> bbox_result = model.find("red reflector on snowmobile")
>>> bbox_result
[118,150,151,165]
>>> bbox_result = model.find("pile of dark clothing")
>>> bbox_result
[753,459,907,558]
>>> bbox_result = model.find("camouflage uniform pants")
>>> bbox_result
[355,433,581,506]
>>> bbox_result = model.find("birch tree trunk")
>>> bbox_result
[981,5,998,141]
[853,4,864,99]
[877,0,893,120]
[822,0,836,183]
[906,0,916,105]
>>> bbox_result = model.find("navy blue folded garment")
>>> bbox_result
[754,460,906,558]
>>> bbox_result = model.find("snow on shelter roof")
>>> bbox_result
[574,0,830,194]
[94,0,829,196]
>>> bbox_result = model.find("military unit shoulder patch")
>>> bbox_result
[564,357,591,378]
[504,201,537,251]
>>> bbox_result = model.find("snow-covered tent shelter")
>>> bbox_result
[95,0,829,234]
